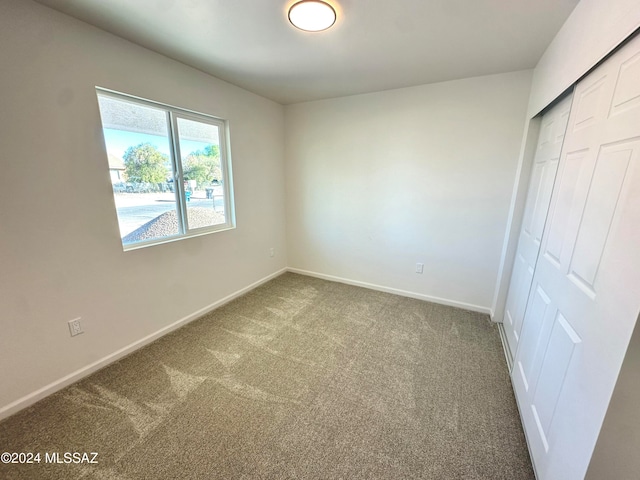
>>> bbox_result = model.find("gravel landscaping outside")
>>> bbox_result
[122,207,225,244]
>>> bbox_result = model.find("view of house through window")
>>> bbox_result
[96,90,234,249]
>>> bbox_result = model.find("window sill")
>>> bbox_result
[122,224,236,252]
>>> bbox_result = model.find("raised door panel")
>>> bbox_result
[515,284,554,394]
[571,74,608,133]
[569,141,638,294]
[610,49,640,119]
[504,253,533,345]
[522,162,546,239]
[543,149,590,267]
[531,159,559,244]
[530,312,581,456]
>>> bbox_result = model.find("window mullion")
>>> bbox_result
[168,111,189,233]
[219,121,234,223]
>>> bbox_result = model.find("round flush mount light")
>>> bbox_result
[288,0,337,32]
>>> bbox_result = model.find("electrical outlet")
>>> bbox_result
[416,263,424,274]
[269,247,275,257]
[68,318,83,337]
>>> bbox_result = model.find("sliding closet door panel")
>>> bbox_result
[502,95,572,361]
[512,32,640,480]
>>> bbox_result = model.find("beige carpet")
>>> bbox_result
[0,273,534,479]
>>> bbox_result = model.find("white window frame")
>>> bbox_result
[96,88,236,251]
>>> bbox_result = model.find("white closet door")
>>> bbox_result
[502,95,572,362]
[512,33,640,480]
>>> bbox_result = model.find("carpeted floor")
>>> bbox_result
[0,273,534,479]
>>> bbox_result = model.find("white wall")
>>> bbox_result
[491,0,640,321]
[284,71,532,313]
[0,0,287,417]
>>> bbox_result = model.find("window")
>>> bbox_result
[96,89,235,250]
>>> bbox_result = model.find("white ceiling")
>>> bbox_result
[34,0,579,105]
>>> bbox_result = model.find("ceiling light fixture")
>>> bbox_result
[288,0,337,32]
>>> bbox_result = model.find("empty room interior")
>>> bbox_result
[1,0,640,478]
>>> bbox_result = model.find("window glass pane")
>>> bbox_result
[176,117,226,230]
[97,94,179,245]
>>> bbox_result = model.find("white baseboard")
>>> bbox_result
[287,268,492,315]
[0,268,287,421]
